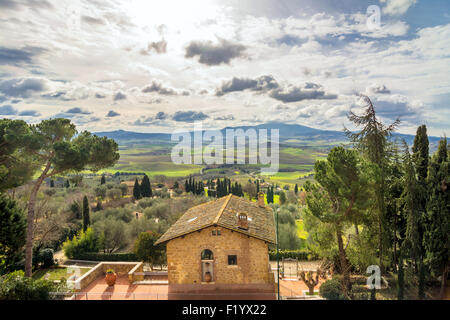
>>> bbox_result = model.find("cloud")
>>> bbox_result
[216,75,337,103]
[142,81,176,95]
[366,84,391,95]
[380,0,417,16]
[0,46,45,66]
[214,114,235,121]
[140,39,167,55]
[155,111,168,120]
[113,91,127,101]
[185,39,246,66]
[172,111,209,122]
[141,81,188,96]
[269,84,338,103]
[0,77,49,98]
[81,15,106,26]
[106,110,120,117]
[0,104,17,115]
[18,110,41,117]
[95,93,106,99]
[216,75,279,96]
[65,107,92,115]
[133,117,154,126]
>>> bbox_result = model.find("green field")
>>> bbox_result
[32,267,90,281]
[89,139,332,184]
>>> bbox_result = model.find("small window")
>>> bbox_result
[201,249,214,260]
[212,230,216,236]
[239,214,247,221]
[217,230,221,236]
[228,255,237,265]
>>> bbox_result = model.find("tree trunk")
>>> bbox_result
[354,224,359,236]
[308,284,315,296]
[440,262,448,299]
[24,161,51,277]
[336,228,350,295]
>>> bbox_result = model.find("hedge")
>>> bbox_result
[71,252,138,262]
[269,249,318,261]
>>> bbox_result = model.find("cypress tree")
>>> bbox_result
[65,179,70,188]
[424,138,449,298]
[100,174,106,185]
[256,180,260,193]
[95,200,103,212]
[185,179,189,193]
[294,184,298,194]
[50,179,55,188]
[141,175,152,198]
[133,178,141,200]
[82,195,90,232]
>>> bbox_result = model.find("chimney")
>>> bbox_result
[257,192,265,207]
[238,213,249,230]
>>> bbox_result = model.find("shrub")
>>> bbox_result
[0,270,67,300]
[62,228,98,259]
[269,249,317,261]
[69,252,137,261]
[319,278,345,300]
[38,249,55,268]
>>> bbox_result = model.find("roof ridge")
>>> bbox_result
[213,194,232,224]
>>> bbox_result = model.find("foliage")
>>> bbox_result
[134,232,165,268]
[82,196,90,232]
[93,219,127,253]
[62,228,98,259]
[34,248,54,268]
[140,175,153,198]
[423,138,449,297]
[69,252,137,261]
[133,178,141,200]
[268,249,317,261]
[0,270,67,300]
[319,277,345,300]
[0,196,26,274]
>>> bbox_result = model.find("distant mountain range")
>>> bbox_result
[95,122,443,147]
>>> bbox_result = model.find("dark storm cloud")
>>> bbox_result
[65,107,92,115]
[185,39,246,66]
[0,105,17,115]
[140,39,167,55]
[216,75,279,96]
[0,46,45,66]
[18,110,41,117]
[113,91,127,101]
[215,75,337,103]
[106,110,120,117]
[172,111,209,122]
[0,77,49,98]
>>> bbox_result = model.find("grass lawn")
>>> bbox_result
[296,219,308,240]
[32,267,90,281]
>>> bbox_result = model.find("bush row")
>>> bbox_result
[70,252,138,262]
[269,249,318,261]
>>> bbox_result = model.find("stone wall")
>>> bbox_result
[73,262,143,291]
[166,226,272,286]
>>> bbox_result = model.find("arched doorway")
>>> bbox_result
[201,249,214,282]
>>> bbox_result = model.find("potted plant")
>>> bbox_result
[105,269,117,286]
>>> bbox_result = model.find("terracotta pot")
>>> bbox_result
[105,272,117,286]
[205,272,212,283]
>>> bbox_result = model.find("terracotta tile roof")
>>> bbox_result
[155,195,276,245]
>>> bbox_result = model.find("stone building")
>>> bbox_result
[155,193,276,297]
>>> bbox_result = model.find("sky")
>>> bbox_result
[0,0,449,136]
